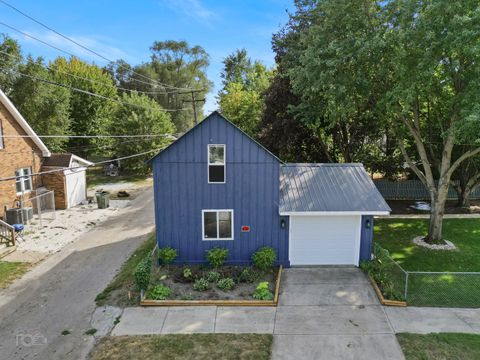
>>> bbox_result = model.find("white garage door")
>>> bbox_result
[66,169,87,208]
[289,215,361,265]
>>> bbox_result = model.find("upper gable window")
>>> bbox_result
[208,144,225,183]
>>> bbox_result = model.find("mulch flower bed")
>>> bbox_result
[145,265,278,301]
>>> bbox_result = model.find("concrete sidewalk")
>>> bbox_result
[385,307,480,334]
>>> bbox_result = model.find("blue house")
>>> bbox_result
[149,112,390,267]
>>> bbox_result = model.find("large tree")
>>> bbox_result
[50,57,118,158]
[383,0,480,243]
[0,34,22,93]
[112,92,175,173]
[10,56,71,152]
[108,41,212,131]
[218,49,272,137]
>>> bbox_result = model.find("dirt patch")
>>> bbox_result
[148,265,277,301]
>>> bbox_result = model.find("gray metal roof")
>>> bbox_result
[280,163,391,213]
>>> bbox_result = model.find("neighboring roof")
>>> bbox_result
[280,163,391,214]
[42,153,93,168]
[0,89,51,157]
[147,111,282,164]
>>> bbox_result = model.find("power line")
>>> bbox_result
[0,148,163,182]
[0,49,181,96]
[0,1,201,92]
[3,134,178,139]
[1,66,190,112]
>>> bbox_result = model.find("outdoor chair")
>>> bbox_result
[12,223,24,242]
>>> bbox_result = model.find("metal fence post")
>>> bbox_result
[404,272,409,300]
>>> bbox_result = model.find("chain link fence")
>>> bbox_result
[373,243,480,308]
[25,191,56,226]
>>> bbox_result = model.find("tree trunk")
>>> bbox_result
[426,185,448,244]
[457,186,471,208]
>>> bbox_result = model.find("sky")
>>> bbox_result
[0,0,294,113]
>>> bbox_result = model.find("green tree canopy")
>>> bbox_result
[113,92,176,173]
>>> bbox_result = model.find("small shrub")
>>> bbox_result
[252,247,276,271]
[183,267,193,280]
[134,257,152,291]
[193,277,209,291]
[238,267,260,283]
[149,284,172,300]
[252,281,273,301]
[158,247,178,265]
[206,247,229,268]
[84,328,97,336]
[206,271,221,283]
[217,277,235,291]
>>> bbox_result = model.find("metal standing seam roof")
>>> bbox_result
[280,163,391,213]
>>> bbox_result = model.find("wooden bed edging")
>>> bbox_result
[368,274,407,307]
[140,266,283,307]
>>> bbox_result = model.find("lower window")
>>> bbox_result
[15,167,32,194]
[202,210,233,240]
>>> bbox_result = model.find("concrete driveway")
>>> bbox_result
[272,267,405,360]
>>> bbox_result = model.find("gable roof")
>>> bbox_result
[42,153,93,168]
[280,163,391,215]
[0,89,51,157]
[148,111,282,164]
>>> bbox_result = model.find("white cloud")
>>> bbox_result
[16,30,134,64]
[160,0,216,23]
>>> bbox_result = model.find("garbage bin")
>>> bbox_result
[95,191,110,209]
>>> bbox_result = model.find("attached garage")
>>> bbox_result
[280,164,391,266]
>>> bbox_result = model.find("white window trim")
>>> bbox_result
[202,209,234,241]
[207,144,226,184]
[0,120,4,149]
[15,167,33,195]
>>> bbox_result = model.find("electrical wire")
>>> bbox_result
[0,1,203,92]
[0,66,190,112]
[0,148,163,182]
[0,49,183,95]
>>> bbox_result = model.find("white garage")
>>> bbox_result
[280,164,391,266]
[42,153,93,209]
[289,215,361,266]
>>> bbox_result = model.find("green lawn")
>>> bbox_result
[375,218,480,307]
[90,334,272,360]
[397,333,480,360]
[95,234,155,307]
[0,261,30,288]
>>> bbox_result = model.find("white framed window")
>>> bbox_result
[0,121,4,149]
[208,144,225,183]
[202,209,234,240]
[15,167,32,195]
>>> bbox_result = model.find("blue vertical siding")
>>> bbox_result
[151,112,289,266]
[360,215,374,262]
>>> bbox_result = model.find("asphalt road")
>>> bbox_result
[0,187,154,360]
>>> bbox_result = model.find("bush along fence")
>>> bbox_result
[362,243,480,308]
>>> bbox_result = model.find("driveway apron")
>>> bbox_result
[272,267,405,360]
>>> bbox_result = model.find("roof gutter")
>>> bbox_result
[279,211,391,216]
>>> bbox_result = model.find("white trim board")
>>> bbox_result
[0,89,50,157]
[280,211,390,216]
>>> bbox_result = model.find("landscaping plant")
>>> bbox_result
[252,282,273,301]
[252,247,277,271]
[134,256,152,291]
[149,284,172,300]
[206,271,221,283]
[158,247,178,266]
[238,267,259,283]
[183,267,193,280]
[206,247,229,268]
[193,277,209,291]
[217,278,235,291]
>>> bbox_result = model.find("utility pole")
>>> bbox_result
[182,89,205,125]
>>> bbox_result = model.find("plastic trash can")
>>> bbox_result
[95,191,110,209]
